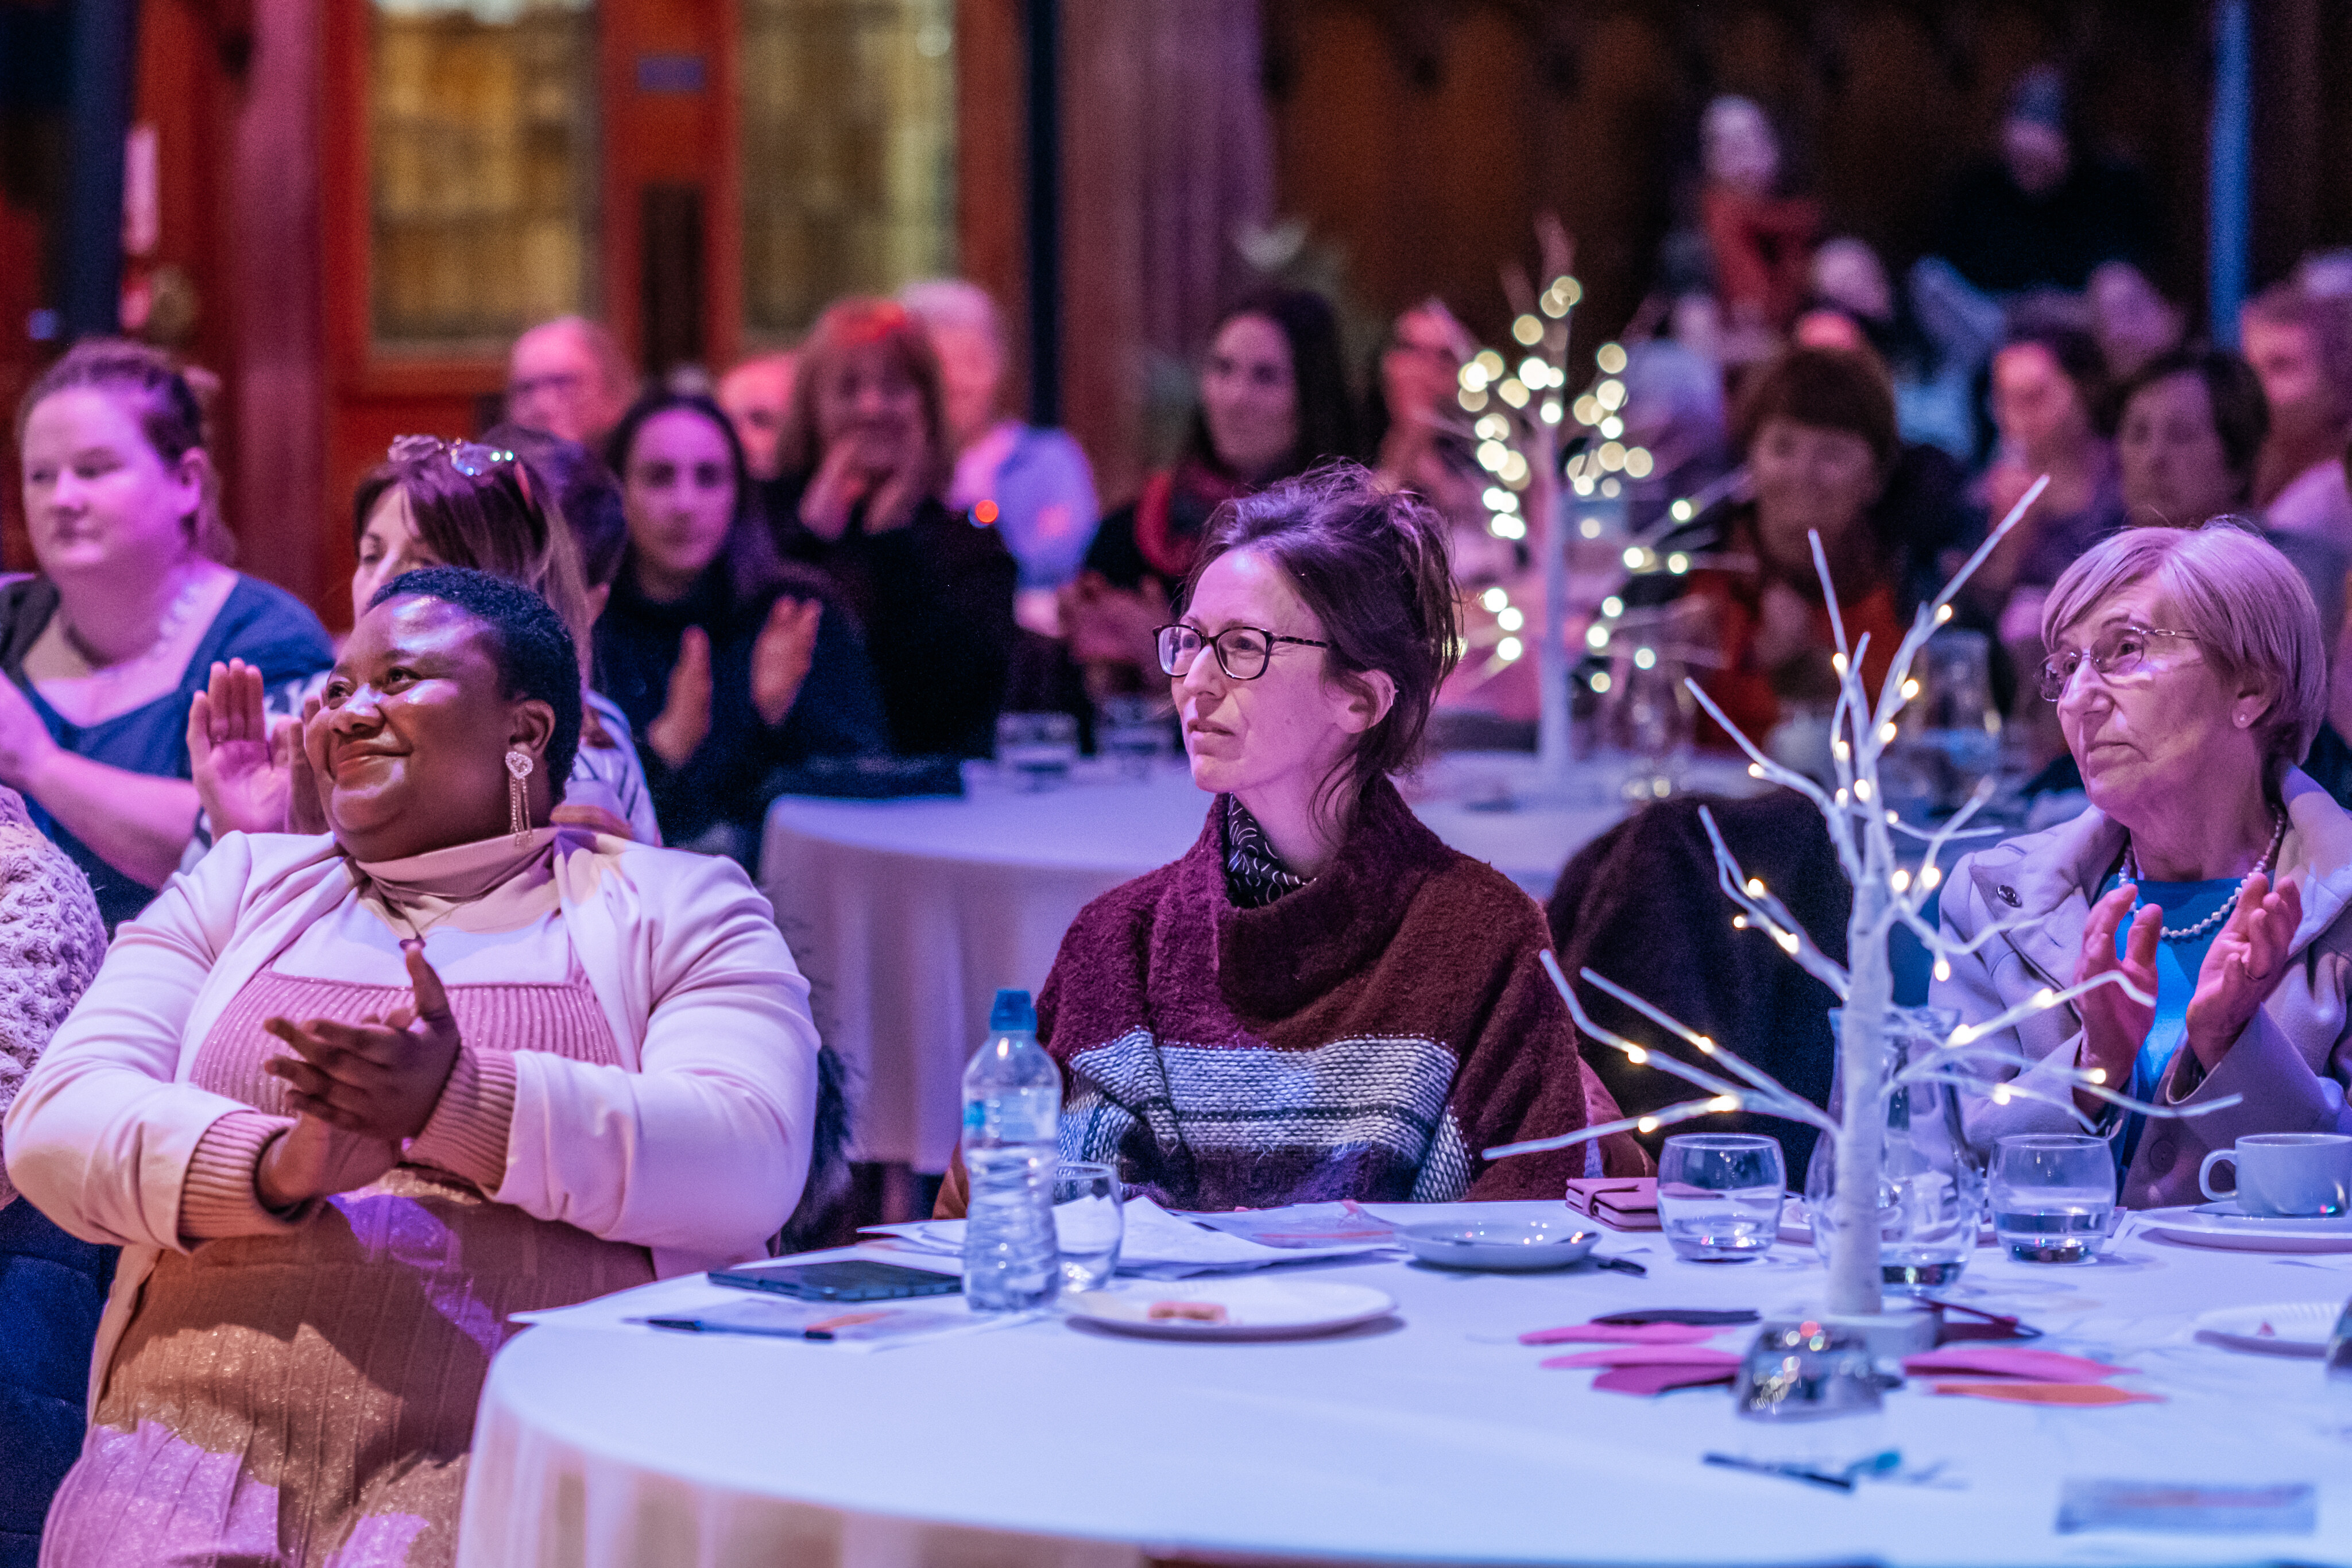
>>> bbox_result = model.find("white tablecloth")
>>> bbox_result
[759,754,1753,1168]
[461,1207,2352,1567]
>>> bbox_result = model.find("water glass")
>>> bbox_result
[1096,694,1170,780]
[1051,1162,1123,1292]
[1657,1133,1785,1261]
[996,711,1079,789]
[2324,1295,2352,1435]
[1989,1133,2115,1263]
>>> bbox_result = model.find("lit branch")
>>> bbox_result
[1695,807,1853,998]
[1574,963,1836,1128]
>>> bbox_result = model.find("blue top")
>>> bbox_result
[2101,869,2236,1168]
[0,575,334,927]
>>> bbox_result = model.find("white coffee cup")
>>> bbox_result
[2199,1133,2352,1217]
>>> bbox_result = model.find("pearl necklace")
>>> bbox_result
[61,570,205,693]
[2119,811,2287,941]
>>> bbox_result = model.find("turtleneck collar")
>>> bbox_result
[349,827,560,935]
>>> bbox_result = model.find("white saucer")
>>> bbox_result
[1396,1218,1599,1271]
[1063,1279,1398,1341]
[2138,1205,2352,1253]
[2193,1301,2343,1357]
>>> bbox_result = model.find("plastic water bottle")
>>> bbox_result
[960,989,1062,1310]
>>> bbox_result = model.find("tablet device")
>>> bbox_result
[707,1259,962,1302]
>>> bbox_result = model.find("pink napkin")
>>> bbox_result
[1542,1346,1746,1370]
[1521,1322,1720,1346]
[1902,1348,2136,1384]
[1593,1362,1739,1395]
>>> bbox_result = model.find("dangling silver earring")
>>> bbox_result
[506,750,535,846]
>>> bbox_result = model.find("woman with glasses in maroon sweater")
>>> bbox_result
[939,467,1645,1216]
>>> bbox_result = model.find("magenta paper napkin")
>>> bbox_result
[1901,1348,2135,1383]
[1521,1322,1720,1346]
[1542,1346,1746,1370]
[1592,1363,1739,1395]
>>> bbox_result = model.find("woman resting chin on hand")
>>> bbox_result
[1937,521,2352,1207]
[6,567,819,1567]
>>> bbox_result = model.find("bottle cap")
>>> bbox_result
[989,988,1036,1032]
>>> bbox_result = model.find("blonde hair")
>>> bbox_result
[2042,519,2327,787]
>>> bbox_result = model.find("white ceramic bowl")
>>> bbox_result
[1396,1218,1600,1271]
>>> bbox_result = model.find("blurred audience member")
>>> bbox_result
[2241,283,2352,542]
[2114,348,2266,529]
[902,278,1101,636]
[1976,326,2122,634]
[2297,249,2352,302]
[1698,96,1819,334]
[2088,261,2186,381]
[1368,297,1476,497]
[767,298,1018,758]
[717,351,796,482]
[0,787,105,1568]
[1802,237,1975,461]
[1070,289,1359,691]
[507,316,635,449]
[602,392,888,858]
[1684,347,1905,746]
[1932,64,2161,296]
[6,342,332,927]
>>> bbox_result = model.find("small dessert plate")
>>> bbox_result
[2192,1301,2342,1357]
[1396,1218,1600,1272]
[2139,1205,2352,1253]
[1063,1279,1398,1341]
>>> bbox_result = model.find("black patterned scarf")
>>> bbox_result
[1223,796,1308,909]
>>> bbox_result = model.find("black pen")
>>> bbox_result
[642,1317,835,1341]
[1595,1255,1647,1277]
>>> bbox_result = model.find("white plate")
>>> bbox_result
[2193,1301,2343,1357]
[1063,1279,1398,1341]
[1396,1218,1598,1271]
[2138,1205,2352,1253]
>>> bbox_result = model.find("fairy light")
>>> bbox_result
[1708,1095,1741,1113]
[1920,866,1941,889]
[1633,646,1657,670]
[1891,868,1910,892]
[1935,604,1954,624]
[1589,671,1612,694]
[1499,379,1530,409]
[1477,439,1509,471]
[1600,595,1623,617]
[1599,442,1627,471]
[1496,606,1524,632]
[1480,586,1508,612]
[1541,400,1563,425]
[1595,342,1627,374]
[1601,478,1621,497]
[1637,1116,1661,1135]
[1497,636,1523,661]
[1670,499,1694,521]
[1579,517,1602,539]
[1624,448,1654,478]
[1585,625,1610,651]
[1473,349,1504,378]
[1459,386,1488,412]
[1572,394,1601,425]
[1622,546,1649,570]
[1512,314,1543,345]
[1732,913,1748,928]
[1854,779,1873,802]
[1665,551,1689,574]
[1599,416,1625,440]
[1933,958,1951,983]
[1901,679,1921,701]
[1831,653,1848,675]
[1878,721,1898,743]
[1596,379,1626,412]
[1519,355,1549,385]
[1746,762,1764,779]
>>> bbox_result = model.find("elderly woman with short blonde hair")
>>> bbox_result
[1937,520,2352,1206]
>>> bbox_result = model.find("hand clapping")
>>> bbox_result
[2185,870,2302,1071]
[752,597,822,727]
[2072,883,2158,1110]
[189,659,295,835]
[645,626,714,770]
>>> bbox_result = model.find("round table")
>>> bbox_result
[459,1207,2352,1567]
[758,754,1754,1168]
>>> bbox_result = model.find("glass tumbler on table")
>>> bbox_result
[1657,1133,1785,1261]
[1989,1133,2115,1263]
[995,711,1079,789]
[1096,695,1169,780]
[1052,1162,1124,1292]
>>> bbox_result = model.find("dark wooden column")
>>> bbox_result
[229,0,326,607]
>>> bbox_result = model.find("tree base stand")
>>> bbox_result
[1767,1298,1939,1360]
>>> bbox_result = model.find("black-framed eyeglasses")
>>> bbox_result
[2038,622,2199,702]
[390,434,520,482]
[1155,623,1330,680]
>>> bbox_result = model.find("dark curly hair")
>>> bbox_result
[369,566,585,787]
[1185,463,1459,815]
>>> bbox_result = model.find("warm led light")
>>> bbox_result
[1624,448,1654,478]
[1512,314,1543,344]
[1745,878,1765,896]
[1775,930,1799,954]
[1572,394,1601,425]
[1670,499,1694,521]
[2087,1068,2107,1085]
[1695,1036,1717,1054]
[1637,1116,1660,1135]
[1496,636,1523,661]
[1935,604,1954,624]
[1600,595,1623,617]
[1933,958,1951,982]
[1589,671,1612,694]
[1461,363,1490,392]
[1474,349,1505,377]
[1541,400,1562,425]
[2034,987,2056,1007]
[1476,413,1508,440]
[1633,646,1656,670]
[1622,546,1646,569]
[1519,355,1549,385]
[1601,478,1621,498]
[1854,779,1873,801]
[1496,606,1523,632]
[1747,763,1763,778]
[1920,866,1941,889]
[1499,378,1530,408]
[1458,387,1488,412]
[1831,653,1848,675]
[1732,914,1748,928]
[1599,416,1624,440]
[1599,442,1627,471]
[1580,517,1602,539]
[1626,1046,1648,1064]
[1477,439,1508,471]
[1596,378,1626,411]
[1481,586,1508,612]
[1902,679,1921,700]
[1891,869,1910,892]
[1586,625,1610,650]
[1879,721,1898,743]
[1709,1095,1740,1113]
[1666,552,1689,575]
[1992,1085,2011,1105]
[1596,342,1627,374]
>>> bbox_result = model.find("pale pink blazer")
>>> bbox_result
[3,827,821,1406]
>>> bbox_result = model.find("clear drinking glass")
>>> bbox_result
[1096,695,1169,781]
[1657,1133,1785,1261]
[2324,1295,2352,1436]
[1051,1162,1123,1292]
[996,711,1079,789]
[1989,1133,2115,1263]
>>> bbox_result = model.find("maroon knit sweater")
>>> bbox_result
[953,780,1647,1214]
